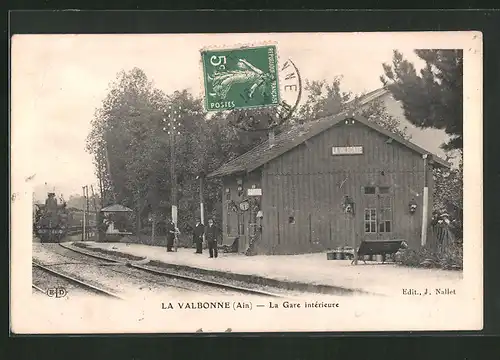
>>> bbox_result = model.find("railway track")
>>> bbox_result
[128,262,280,297]
[32,261,123,299]
[31,283,46,294]
[58,243,281,298]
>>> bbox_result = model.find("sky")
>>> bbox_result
[11,32,469,201]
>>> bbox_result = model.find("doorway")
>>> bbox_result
[236,211,247,251]
[362,186,393,241]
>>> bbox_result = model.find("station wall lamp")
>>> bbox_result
[236,179,244,196]
[409,198,418,214]
[342,195,355,215]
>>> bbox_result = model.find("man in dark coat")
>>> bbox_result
[205,218,219,258]
[166,218,175,252]
[193,219,205,254]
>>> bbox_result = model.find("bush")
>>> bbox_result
[397,244,463,270]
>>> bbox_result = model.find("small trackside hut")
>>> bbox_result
[207,113,450,255]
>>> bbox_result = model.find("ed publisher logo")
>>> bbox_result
[46,287,67,298]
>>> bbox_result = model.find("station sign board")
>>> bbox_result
[332,146,363,155]
[247,188,262,196]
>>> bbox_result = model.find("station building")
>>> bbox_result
[208,111,450,256]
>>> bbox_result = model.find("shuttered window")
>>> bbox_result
[364,186,376,195]
[379,186,390,194]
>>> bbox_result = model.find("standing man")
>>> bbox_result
[193,218,205,254]
[166,217,175,252]
[205,218,219,258]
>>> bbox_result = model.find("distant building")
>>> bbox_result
[208,113,450,255]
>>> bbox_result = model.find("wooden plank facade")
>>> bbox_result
[211,114,447,255]
[222,171,262,252]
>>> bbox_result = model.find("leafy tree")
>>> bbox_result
[356,98,410,140]
[380,50,463,151]
[87,68,169,233]
[87,69,214,236]
[293,77,351,122]
[284,77,410,140]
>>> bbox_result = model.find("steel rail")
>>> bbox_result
[129,263,282,298]
[58,244,199,294]
[32,261,123,300]
[61,243,281,298]
[57,244,215,294]
[58,242,126,264]
[32,284,46,293]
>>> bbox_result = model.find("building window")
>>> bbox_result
[364,208,377,233]
[379,186,390,194]
[364,186,376,195]
[379,197,392,233]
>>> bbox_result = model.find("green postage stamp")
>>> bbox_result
[201,45,280,111]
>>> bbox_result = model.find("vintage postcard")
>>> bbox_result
[10,31,482,334]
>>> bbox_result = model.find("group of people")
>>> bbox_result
[165,217,220,258]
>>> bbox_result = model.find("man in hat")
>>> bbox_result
[205,218,220,258]
[193,218,205,254]
[166,217,175,252]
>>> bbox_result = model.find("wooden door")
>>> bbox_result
[362,186,378,241]
[237,211,247,251]
[377,192,393,240]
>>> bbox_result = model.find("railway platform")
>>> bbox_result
[71,241,463,297]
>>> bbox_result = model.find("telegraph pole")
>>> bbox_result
[197,172,206,244]
[198,172,205,227]
[85,186,90,239]
[82,186,86,241]
[161,104,202,250]
[163,105,182,251]
[91,185,98,239]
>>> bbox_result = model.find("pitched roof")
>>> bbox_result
[208,90,450,178]
[208,113,449,178]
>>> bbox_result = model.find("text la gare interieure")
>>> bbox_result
[161,301,340,310]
